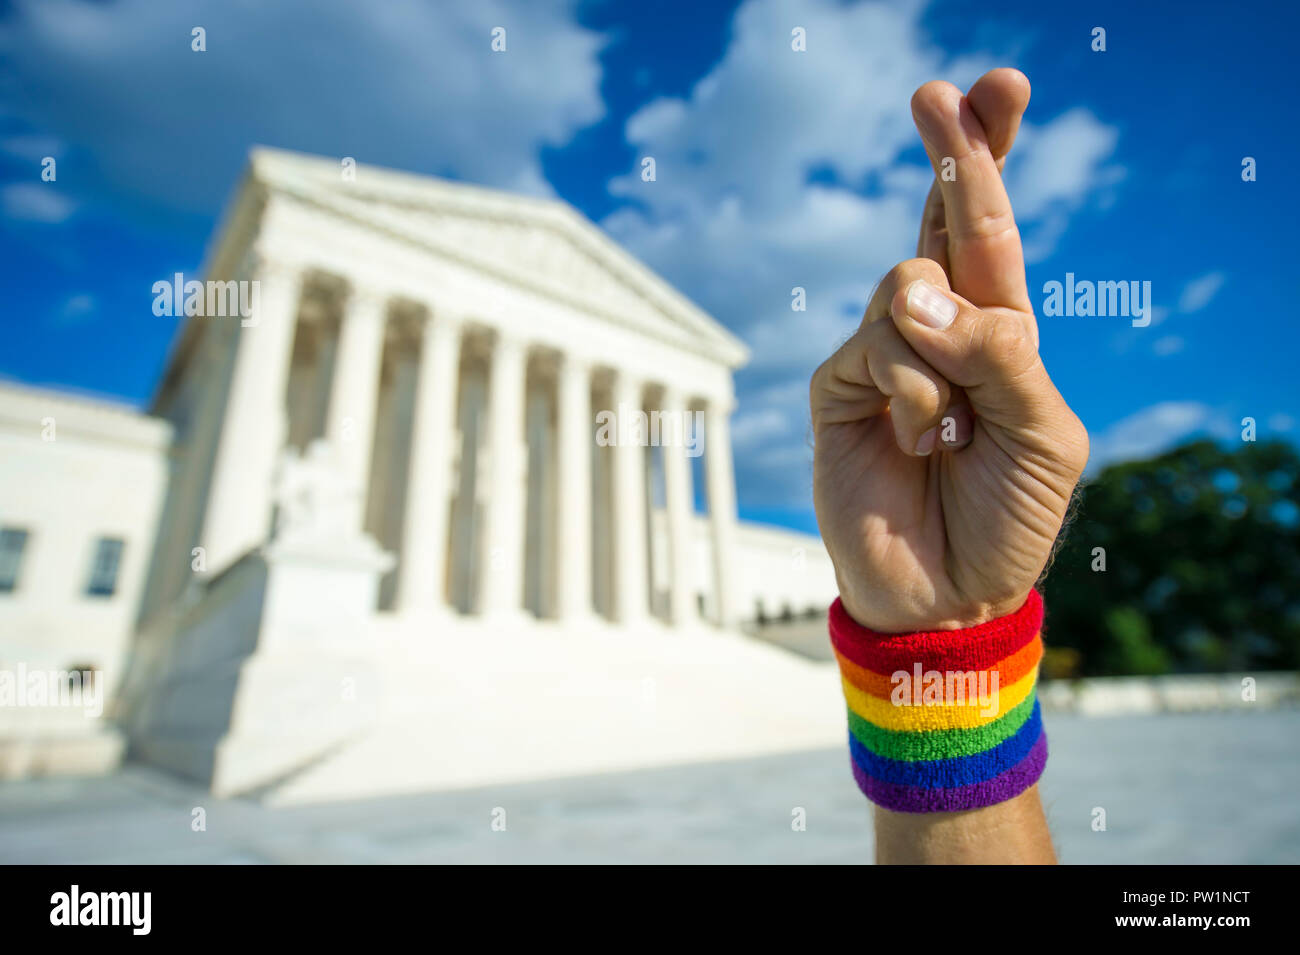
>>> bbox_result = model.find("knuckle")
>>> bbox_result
[1064,415,1091,476]
[862,314,895,350]
[809,361,830,429]
[881,262,911,291]
[912,374,948,418]
[809,356,834,403]
[810,358,828,394]
[977,313,1037,376]
[952,210,1019,242]
[882,257,947,296]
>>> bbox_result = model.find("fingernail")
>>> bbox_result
[915,427,938,456]
[906,280,957,329]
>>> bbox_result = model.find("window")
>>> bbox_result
[0,528,29,593]
[85,537,125,598]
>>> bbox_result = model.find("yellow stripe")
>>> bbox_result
[841,666,1038,732]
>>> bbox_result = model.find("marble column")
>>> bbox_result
[199,253,303,575]
[705,398,739,629]
[555,353,593,622]
[661,387,696,627]
[610,372,648,624]
[395,311,463,613]
[325,285,388,532]
[477,332,528,617]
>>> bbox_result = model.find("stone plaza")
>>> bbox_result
[1,710,1296,864]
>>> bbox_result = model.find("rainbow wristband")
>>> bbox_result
[829,590,1047,813]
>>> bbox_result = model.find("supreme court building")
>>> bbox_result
[0,149,841,803]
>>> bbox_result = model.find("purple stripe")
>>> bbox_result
[851,730,1048,813]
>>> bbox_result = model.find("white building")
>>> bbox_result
[0,149,841,803]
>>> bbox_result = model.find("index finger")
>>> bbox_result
[910,80,1031,312]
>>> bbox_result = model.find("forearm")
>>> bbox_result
[874,785,1056,864]
[810,67,1085,867]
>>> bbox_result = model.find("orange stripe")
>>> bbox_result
[835,633,1042,703]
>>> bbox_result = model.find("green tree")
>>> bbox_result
[1042,439,1300,676]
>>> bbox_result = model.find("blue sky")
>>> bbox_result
[1,0,1296,536]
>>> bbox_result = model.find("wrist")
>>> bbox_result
[839,588,1033,634]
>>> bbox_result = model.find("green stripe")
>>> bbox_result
[847,693,1037,762]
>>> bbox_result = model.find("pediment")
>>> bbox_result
[248,148,749,367]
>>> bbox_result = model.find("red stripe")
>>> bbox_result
[828,589,1043,674]
[836,633,1043,701]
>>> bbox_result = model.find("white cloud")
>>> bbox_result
[1013,113,1126,265]
[1177,271,1226,313]
[0,0,605,212]
[726,377,816,506]
[57,292,96,325]
[732,379,809,445]
[603,0,1121,508]
[0,133,65,162]
[1112,272,1228,358]
[1,182,75,222]
[1005,109,1123,222]
[1268,413,1294,433]
[732,407,792,452]
[1147,305,1172,328]
[1086,401,1232,473]
[1152,335,1184,357]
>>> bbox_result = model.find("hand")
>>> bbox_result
[810,69,1089,633]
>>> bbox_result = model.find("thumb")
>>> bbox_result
[889,278,1085,460]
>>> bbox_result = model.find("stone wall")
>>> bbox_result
[1039,672,1300,716]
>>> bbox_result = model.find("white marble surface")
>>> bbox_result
[1,710,1296,864]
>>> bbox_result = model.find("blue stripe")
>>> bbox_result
[848,699,1043,789]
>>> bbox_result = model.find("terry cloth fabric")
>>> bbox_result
[829,590,1047,813]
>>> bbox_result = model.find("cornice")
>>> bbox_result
[248,148,750,368]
